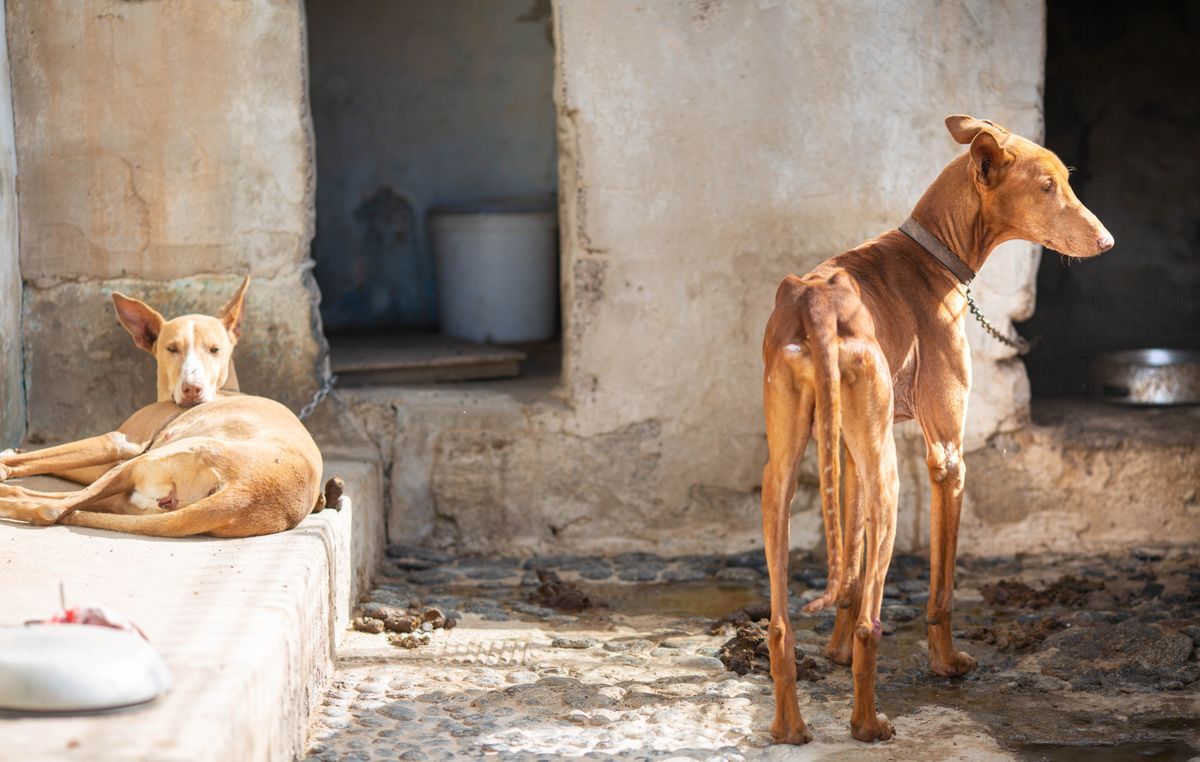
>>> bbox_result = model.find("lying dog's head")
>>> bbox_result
[111,277,249,407]
[945,115,1114,258]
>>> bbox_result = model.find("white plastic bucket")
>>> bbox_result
[430,203,558,344]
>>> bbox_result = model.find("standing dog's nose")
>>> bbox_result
[1097,232,1115,253]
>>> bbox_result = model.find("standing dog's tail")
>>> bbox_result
[802,288,844,614]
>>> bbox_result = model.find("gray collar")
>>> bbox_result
[898,217,976,285]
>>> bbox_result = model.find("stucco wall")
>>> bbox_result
[307,0,557,331]
[352,0,1047,555]
[0,3,21,449]
[7,0,321,443]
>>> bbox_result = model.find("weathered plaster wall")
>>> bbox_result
[307,0,557,331]
[7,0,321,442]
[351,0,1048,556]
[0,3,21,449]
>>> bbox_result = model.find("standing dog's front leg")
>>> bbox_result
[923,436,976,676]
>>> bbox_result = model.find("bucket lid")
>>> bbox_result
[429,193,555,217]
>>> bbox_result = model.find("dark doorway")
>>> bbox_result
[1019,1,1200,397]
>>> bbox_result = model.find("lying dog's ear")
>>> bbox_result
[944,114,1009,145]
[968,130,1013,186]
[219,275,250,342]
[112,293,166,353]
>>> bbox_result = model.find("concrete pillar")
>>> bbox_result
[0,2,22,449]
[7,0,321,442]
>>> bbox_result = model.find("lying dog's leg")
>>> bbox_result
[0,480,153,516]
[0,457,144,525]
[0,433,146,481]
[824,449,864,666]
[841,342,898,742]
[759,355,815,745]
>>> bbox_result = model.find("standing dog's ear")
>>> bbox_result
[945,115,1013,186]
[968,130,1013,186]
[112,293,166,353]
[219,276,250,342]
[944,114,1010,145]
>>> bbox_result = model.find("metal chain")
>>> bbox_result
[298,374,338,421]
[965,288,1031,355]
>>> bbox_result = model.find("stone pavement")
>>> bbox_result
[306,548,1200,761]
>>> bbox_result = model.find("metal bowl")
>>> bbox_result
[1090,349,1200,406]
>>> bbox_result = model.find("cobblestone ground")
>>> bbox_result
[305,548,1200,761]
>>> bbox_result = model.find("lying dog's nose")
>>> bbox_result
[1096,232,1115,253]
[180,382,203,401]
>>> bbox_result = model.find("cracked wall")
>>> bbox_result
[7,0,322,441]
[0,4,21,449]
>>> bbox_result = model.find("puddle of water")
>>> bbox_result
[1015,740,1199,762]
[584,581,765,619]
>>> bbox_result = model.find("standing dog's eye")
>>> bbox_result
[166,345,180,354]
[209,346,221,355]
[1042,178,1054,193]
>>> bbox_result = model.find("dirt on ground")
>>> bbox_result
[306,546,1200,760]
[716,620,828,682]
[529,568,609,612]
[980,575,1105,609]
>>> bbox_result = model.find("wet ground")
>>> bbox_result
[305,547,1200,760]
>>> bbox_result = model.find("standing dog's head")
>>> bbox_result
[111,277,249,407]
[945,115,1114,258]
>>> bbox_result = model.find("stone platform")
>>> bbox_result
[0,457,381,762]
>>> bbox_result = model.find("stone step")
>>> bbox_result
[329,332,525,385]
[0,457,382,762]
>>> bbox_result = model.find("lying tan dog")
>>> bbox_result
[0,278,332,537]
[759,116,1112,743]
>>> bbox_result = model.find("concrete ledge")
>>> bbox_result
[964,400,1200,554]
[0,457,380,762]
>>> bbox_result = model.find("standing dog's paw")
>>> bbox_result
[851,713,894,743]
[770,723,813,745]
[930,649,977,677]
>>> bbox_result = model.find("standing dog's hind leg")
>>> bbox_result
[759,359,815,745]
[840,345,898,742]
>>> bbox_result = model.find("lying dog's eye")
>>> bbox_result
[209,346,220,355]
[166,346,180,354]
[1042,179,1054,193]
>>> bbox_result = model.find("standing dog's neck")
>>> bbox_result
[908,153,1010,275]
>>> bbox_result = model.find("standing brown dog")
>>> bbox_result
[759,115,1112,743]
[0,278,328,537]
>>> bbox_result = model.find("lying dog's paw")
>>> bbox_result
[30,504,64,526]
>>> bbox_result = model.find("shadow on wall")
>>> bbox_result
[306,0,557,333]
[1020,0,1200,397]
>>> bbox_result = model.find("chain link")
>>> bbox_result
[298,374,338,421]
[965,288,1031,355]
